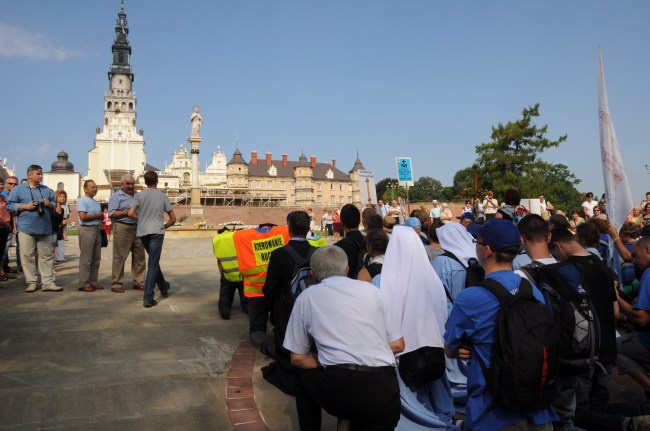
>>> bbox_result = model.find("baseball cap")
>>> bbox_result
[432,199,438,204]
[404,217,422,231]
[476,218,521,252]
[457,212,475,222]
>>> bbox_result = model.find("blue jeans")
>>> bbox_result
[140,234,167,303]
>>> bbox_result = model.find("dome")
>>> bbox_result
[51,151,75,171]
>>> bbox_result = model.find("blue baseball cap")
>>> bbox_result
[457,212,475,222]
[476,218,521,252]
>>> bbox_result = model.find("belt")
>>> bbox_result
[324,364,396,374]
[115,220,136,226]
[79,225,101,229]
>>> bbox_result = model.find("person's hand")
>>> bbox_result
[42,198,51,206]
[458,345,472,360]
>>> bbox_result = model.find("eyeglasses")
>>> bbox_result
[472,238,489,247]
[124,182,135,185]
[6,182,17,185]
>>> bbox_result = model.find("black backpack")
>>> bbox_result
[521,261,601,375]
[441,251,485,302]
[477,278,560,412]
[285,246,317,301]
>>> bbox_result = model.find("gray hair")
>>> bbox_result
[311,246,348,282]
[121,174,135,184]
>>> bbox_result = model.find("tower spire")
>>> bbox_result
[109,1,134,81]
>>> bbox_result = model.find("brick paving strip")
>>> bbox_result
[227,337,269,431]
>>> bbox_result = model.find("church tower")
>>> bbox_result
[86,1,146,200]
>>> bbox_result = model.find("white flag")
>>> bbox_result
[598,48,633,230]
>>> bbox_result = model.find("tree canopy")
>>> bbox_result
[470,103,582,211]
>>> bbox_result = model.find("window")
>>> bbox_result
[317,183,321,191]
[267,181,272,189]
[330,183,334,191]
[317,196,322,203]
[230,179,234,185]
[237,178,242,185]
[331,196,335,204]
[340,184,343,191]
[256,181,261,189]
[248,181,253,188]
[280,181,286,189]
[291,182,295,189]
[306,191,310,198]
[348,196,352,203]
[340,196,344,203]
[348,184,353,192]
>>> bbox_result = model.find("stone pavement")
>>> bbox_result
[0,235,646,430]
[0,236,337,430]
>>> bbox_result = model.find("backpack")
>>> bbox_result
[441,251,485,302]
[477,277,560,412]
[285,245,317,301]
[521,261,601,375]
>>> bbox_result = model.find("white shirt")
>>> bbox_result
[284,276,400,367]
[582,200,599,217]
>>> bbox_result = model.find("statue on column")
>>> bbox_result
[190,106,203,136]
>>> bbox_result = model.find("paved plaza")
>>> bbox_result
[0,235,645,430]
[0,236,339,430]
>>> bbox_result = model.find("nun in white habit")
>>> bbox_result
[380,225,458,430]
[432,222,478,415]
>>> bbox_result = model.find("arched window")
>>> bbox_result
[107,101,112,109]
[105,118,108,125]
[121,102,126,111]
[129,102,133,110]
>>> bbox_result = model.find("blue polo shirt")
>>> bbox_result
[634,268,650,350]
[6,184,55,235]
[77,196,102,226]
[108,189,137,225]
[444,270,557,431]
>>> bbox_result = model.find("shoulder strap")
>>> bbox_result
[442,250,467,269]
[478,277,533,303]
[285,244,315,266]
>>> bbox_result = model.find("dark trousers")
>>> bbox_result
[141,234,168,303]
[0,228,8,270]
[574,364,644,431]
[218,274,247,317]
[295,366,400,431]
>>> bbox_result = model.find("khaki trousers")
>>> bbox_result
[18,231,56,289]
[78,225,102,287]
[111,222,146,288]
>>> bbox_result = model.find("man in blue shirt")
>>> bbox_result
[617,236,650,398]
[6,165,61,292]
[444,218,556,430]
[108,174,145,293]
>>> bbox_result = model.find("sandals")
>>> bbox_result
[91,284,105,290]
[0,274,8,282]
[111,287,125,293]
[2,273,17,279]
[79,284,95,292]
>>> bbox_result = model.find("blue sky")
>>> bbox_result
[1,1,649,203]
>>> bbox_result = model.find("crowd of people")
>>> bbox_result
[218,188,650,431]
[0,166,175,308]
[4,165,650,430]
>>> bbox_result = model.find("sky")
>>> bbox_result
[1,0,649,202]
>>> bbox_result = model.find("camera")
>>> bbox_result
[35,201,45,216]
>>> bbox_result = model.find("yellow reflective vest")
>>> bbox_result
[307,235,328,248]
[212,229,243,283]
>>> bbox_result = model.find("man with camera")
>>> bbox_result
[6,165,62,292]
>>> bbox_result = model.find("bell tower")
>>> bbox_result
[86,0,147,200]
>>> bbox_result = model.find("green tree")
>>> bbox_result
[375,178,397,201]
[472,103,581,210]
[409,176,445,202]
[451,167,477,201]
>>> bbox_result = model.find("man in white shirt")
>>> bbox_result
[284,246,404,430]
[429,200,442,224]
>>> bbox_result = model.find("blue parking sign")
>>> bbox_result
[396,157,413,182]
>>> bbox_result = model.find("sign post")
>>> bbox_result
[396,157,414,216]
